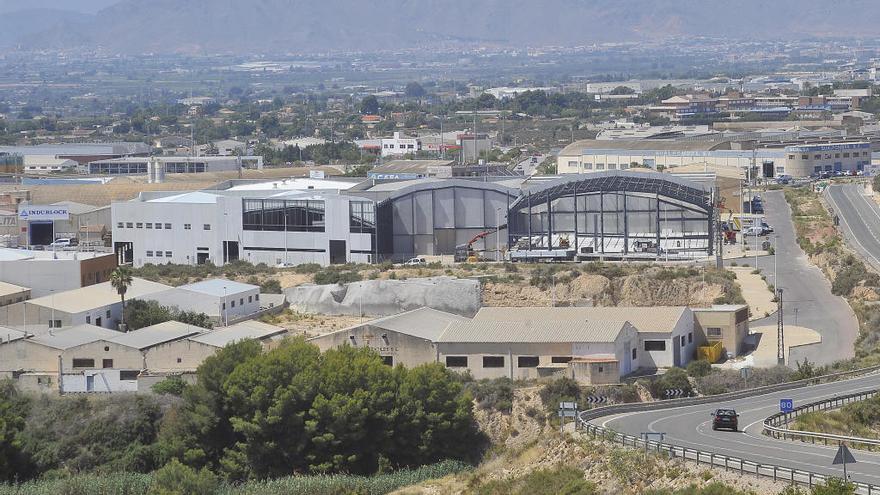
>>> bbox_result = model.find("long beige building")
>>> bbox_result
[309,304,748,384]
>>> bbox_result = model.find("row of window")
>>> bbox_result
[117,222,210,231]
[221,294,259,310]
[568,161,632,171]
[243,199,326,233]
[382,143,417,149]
[146,251,173,258]
[84,310,112,326]
[792,151,869,160]
[444,355,574,369]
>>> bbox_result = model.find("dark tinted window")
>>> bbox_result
[518,356,539,368]
[446,356,468,367]
[644,340,666,351]
[483,356,505,368]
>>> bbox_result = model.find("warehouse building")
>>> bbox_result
[0,248,117,297]
[112,187,375,267]
[86,155,263,175]
[368,179,518,261]
[143,279,261,324]
[310,304,738,384]
[507,170,713,259]
[0,278,171,330]
[556,139,873,178]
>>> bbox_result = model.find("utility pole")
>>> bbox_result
[714,188,723,269]
[777,287,785,366]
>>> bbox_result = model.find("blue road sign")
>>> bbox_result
[780,398,794,413]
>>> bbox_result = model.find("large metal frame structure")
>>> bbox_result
[507,171,713,258]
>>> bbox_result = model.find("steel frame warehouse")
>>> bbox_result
[507,171,713,258]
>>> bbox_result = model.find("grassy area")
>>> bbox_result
[792,395,880,446]
[0,461,470,495]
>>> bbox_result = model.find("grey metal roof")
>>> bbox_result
[473,306,689,334]
[0,326,28,344]
[437,319,629,343]
[30,325,121,350]
[110,320,206,350]
[374,178,520,205]
[27,278,171,314]
[511,170,710,212]
[189,320,286,347]
[178,279,258,298]
[330,307,469,342]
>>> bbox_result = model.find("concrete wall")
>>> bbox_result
[63,340,144,371]
[694,307,749,357]
[570,360,620,385]
[62,369,138,393]
[638,310,696,368]
[0,258,84,297]
[0,340,61,373]
[286,277,481,317]
[79,253,117,287]
[144,340,220,372]
[309,325,437,369]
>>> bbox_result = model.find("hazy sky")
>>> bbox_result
[0,0,118,13]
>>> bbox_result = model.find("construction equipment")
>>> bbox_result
[455,228,499,262]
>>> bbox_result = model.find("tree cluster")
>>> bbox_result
[124,299,214,331]
[157,338,482,480]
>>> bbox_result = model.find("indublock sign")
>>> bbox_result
[17,205,70,221]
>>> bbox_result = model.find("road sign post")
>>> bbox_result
[558,402,578,433]
[780,399,794,413]
[832,443,856,480]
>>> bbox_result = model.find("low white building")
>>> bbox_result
[143,279,261,323]
[381,132,420,157]
[112,188,375,267]
[86,155,263,175]
[22,156,78,174]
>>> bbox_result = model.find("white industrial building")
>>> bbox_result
[380,132,420,157]
[112,185,375,268]
[143,279,261,324]
[86,155,263,175]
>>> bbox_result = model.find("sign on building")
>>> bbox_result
[0,214,16,227]
[18,205,70,221]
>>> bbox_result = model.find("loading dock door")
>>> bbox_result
[673,336,681,367]
[329,240,347,265]
[29,221,53,245]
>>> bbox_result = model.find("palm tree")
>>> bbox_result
[110,266,133,331]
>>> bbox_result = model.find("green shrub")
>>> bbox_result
[151,376,188,397]
[651,368,692,399]
[539,377,582,412]
[313,266,363,285]
[473,465,598,495]
[465,377,515,413]
[292,263,322,274]
[686,360,712,378]
[148,460,218,495]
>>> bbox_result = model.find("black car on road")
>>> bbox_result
[711,408,739,431]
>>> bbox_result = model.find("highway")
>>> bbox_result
[726,190,858,365]
[826,183,880,272]
[596,372,880,486]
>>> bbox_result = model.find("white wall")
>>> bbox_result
[61,369,138,393]
[0,259,83,297]
[114,194,374,268]
[142,287,260,319]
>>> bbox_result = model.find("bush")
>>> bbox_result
[148,460,218,495]
[695,366,793,395]
[292,263,322,274]
[473,465,598,495]
[650,368,692,399]
[151,377,188,397]
[247,276,281,294]
[465,377,515,413]
[539,377,582,412]
[832,256,870,296]
[686,360,712,378]
[313,266,363,285]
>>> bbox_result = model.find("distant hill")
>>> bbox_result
[3,0,880,54]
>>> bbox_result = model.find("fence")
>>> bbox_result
[576,364,880,494]
[577,421,880,494]
[763,389,880,450]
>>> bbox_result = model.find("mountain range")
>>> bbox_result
[1,0,878,54]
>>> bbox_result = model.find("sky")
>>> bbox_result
[0,0,118,13]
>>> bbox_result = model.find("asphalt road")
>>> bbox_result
[598,372,880,486]
[826,183,880,272]
[724,190,858,365]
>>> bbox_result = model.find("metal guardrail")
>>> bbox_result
[577,421,880,494]
[763,389,880,449]
[576,365,880,494]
